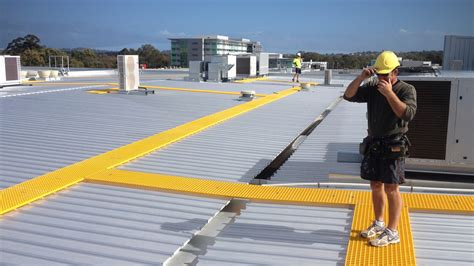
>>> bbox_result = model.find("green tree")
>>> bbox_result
[71,49,100,68]
[4,34,42,55]
[21,49,45,66]
[137,44,161,68]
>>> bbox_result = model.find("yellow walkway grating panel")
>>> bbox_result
[233,77,269,83]
[345,193,416,265]
[86,169,356,206]
[0,86,300,215]
[403,193,474,213]
[0,168,85,214]
[86,169,473,266]
[86,169,474,215]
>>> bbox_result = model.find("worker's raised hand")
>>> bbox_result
[359,68,376,80]
[377,78,393,97]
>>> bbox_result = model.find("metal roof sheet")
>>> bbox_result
[0,88,242,189]
[0,84,108,98]
[2,74,472,265]
[270,99,367,184]
[410,212,474,265]
[140,79,291,95]
[195,203,353,265]
[120,87,344,182]
[0,182,228,265]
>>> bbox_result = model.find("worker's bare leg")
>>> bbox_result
[371,181,385,221]
[385,183,402,230]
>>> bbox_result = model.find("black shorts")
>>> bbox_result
[295,68,301,74]
[361,155,405,184]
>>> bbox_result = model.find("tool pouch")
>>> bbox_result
[382,138,408,159]
[359,136,371,155]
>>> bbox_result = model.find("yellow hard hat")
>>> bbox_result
[373,51,400,74]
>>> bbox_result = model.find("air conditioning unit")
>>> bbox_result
[206,55,236,82]
[117,55,139,91]
[401,76,474,174]
[189,61,204,81]
[0,55,21,87]
[236,55,257,77]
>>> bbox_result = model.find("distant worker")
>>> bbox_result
[343,51,417,247]
[292,53,302,83]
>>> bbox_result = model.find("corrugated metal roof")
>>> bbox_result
[0,182,228,265]
[410,212,474,265]
[140,79,291,95]
[0,84,107,98]
[120,87,344,182]
[2,74,473,265]
[0,89,242,189]
[195,203,353,265]
[271,99,367,184]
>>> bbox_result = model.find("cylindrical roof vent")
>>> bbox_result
[301,82,311,91]
[240,90,256,99]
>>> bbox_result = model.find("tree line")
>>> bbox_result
[2,34,170,68]
[292,51,443,69]
[3,34,443,69]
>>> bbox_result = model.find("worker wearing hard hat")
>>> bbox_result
[292,53,302,83]
[343,51,417,247]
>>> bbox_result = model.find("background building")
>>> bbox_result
[443,35,474,71]
[170,35,262,67]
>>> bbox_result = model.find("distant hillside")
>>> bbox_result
[3,34,170,68]
[289,51,443,69]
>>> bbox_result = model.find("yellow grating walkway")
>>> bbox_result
[2,81,473,265]
[233,77,269,83]
[86,169,473,266]
[0,86,299,215]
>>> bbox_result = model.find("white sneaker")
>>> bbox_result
[370,228,401,247]
[360,220,385,238]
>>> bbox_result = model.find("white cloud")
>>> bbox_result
[159,30,186,37]
[399,28,410,34]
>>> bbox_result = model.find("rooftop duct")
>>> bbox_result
[240,90,255,100]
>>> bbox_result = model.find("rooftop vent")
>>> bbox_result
[300,83,311,91]
[240,90,255,100]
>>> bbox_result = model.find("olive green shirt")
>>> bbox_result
[343,79,417,137]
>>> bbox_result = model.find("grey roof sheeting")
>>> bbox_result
[271,99,367,184]
[0,182,228,265]
[0,84,108,98]
[410,212,474,265]
[120,87,344,182]
[140,79,292,95]
[196,203,353,265]
[0,88,242,189]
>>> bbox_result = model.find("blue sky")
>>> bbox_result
[1,0,472,53]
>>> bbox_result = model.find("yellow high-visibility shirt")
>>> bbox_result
[293,57,302,68]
